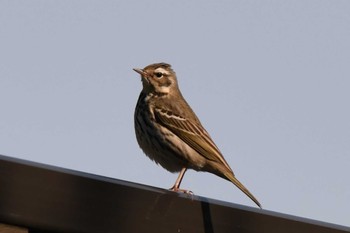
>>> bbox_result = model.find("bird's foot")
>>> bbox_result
[169,186,194,195]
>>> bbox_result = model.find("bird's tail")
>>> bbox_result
[224,171,261,208]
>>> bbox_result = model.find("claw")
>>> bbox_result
[169,185,194,195]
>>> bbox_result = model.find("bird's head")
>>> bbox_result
[133,63,178,95]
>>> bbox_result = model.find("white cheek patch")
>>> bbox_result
[154,67,170,76]
[158,86,170,93]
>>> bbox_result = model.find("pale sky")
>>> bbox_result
[0,1,349,227]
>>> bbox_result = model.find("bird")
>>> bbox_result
[133,62,261,208]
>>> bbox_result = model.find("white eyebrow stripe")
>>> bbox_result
[154,67,170,75]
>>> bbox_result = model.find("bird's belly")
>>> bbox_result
[136,118,206,172]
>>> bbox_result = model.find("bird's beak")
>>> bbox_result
[133,68,146,76]
[133,68,150,84]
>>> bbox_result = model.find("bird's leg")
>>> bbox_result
[169,167,193,195]
[170,167,187,190]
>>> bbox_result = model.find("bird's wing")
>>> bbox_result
[154,107,233,172]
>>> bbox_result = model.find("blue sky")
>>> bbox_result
[0,1,349,227]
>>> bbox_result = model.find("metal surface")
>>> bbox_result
[0,154,349,233]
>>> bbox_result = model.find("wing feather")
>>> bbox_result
[154,108,232,172]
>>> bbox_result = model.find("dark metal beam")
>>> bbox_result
[0,154,349,233]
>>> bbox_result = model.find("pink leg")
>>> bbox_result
[169,167,193,194]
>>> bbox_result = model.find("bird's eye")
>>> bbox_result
[155,72,163,78]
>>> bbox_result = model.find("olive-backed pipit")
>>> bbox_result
[133,63,261,208]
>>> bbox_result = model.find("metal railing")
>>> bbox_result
[0,154,349,233]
